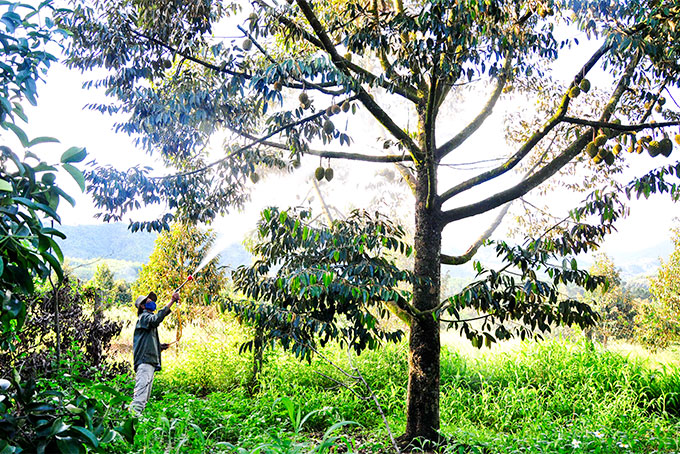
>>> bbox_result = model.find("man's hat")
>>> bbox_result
[134,291,157,309]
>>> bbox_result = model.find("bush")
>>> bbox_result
[0,276,127,382]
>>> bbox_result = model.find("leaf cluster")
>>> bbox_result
[229,207,415,360]
[0,371,135,454]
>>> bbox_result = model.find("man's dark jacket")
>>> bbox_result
[133,307,171,372]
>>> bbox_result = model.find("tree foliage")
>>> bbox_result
[639,225,680,349]
[133,222,227,310]
[61,0,680,442]
[0,0,86,351]
[584,253,636,347]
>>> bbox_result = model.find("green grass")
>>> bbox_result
[101,309,680,453]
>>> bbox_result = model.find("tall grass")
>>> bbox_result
[104,308,680,453]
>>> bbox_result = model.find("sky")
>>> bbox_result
[17,27,680,274]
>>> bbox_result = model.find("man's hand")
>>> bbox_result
[171,292,180,303]
[161,343,170,351]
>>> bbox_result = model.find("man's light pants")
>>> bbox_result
[131,363,155,416]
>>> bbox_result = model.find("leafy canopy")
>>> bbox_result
[0,0,87,351]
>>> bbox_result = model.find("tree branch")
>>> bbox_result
[256,0,420,103]
[295,0,423,161]
[560,117,680,132]
[440,201,512,265]
[436,53,513,161]
[441,50,639,225]
[438,41,612,204]
[224,124,414,163]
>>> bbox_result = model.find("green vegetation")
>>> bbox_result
[97,309,680,453]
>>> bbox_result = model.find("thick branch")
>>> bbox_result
[442,51,639,225]
[225,124,413,163]
[257,0,419,103]
[436,54,513,161]
[560,117,680,132]
[440,201,511,265]
[295,0,423,161]
[439,41,612,204]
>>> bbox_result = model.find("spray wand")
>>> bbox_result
[174,274,194,293]
[164,274,194,347]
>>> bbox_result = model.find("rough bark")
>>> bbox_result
[399,158,443,446]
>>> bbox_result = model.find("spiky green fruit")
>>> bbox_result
[315,167,325,181]
[579,78,591,93]
[594,134,607,146]
[659,138,673,157]
[568,86,581,98]
[323,120,335,134]
[604,152,615,166]
[242,38,253,51]
[250,172,259,183]
[299,92,309,104]
[585,142,599,158]
[324,167,334,181]
[648,140,661,157]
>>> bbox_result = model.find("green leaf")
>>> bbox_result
[60,147,87,164]
[62,163,85,191]
[69,426,99,448]
[0,179,12,192]
[49,418,70,437]
[4,122,29,148]
[55,436,84,454]
[29,136,60,147]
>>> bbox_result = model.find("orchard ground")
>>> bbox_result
[98,305,680,454]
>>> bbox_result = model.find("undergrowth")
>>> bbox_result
[102,311,680,453]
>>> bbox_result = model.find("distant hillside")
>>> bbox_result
[59,223,158,262]
[58,223,252,282]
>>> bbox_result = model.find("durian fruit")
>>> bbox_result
[612,143,622,155]
[568,86,581,98]
[594,134,607,146]
[323,120,335,134]
[324,167,334,181]
[585,142,599,158]
[659,96,666,106]
[163,60,172,69]
[579,78,591,93]
[331,104,341,115]
[344,53,352,62]
[273,80,283,91]
[341,100,350,112]
[250,172,260,183]
[648,140,661,157]
[326,106,334,116]
[659,138,673,157]
[299,92,309,104]
[675,134,680,146]
[593,155,603,164]
[655,104,663,113]
[292,159,301,169]
[602,153,616,166]
[635,143,644,154]
[315,166,325,181]
[242,38,253,51]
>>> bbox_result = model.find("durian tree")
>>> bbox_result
[61,0,680,444]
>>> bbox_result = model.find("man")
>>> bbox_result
[130,290,179,416]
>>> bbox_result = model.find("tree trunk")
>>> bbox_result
[400,162,443,446]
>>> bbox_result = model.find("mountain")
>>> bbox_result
[58,223,253,282]
[59,223,158,262]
